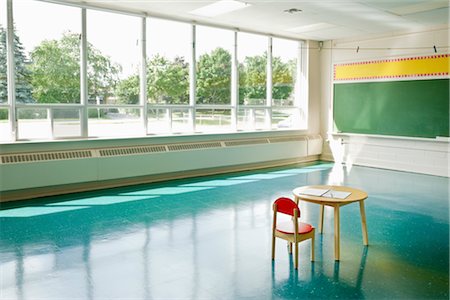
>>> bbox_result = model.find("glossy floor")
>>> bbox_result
[0,162,448,299]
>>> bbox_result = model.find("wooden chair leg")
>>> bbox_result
[271,235,276,260]
[288,242,292,254]
[311,232,315,262]
[294,242,299,269]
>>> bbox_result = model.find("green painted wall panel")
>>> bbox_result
[333,79,450,138]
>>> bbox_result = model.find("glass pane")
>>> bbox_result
[272,108,301,129]
[88,108,141,138]
[0,108,10,141]
[196,109,232,133]
[238,32,267,106]
[14,0,80,104]
[87,10,140,105]
[17,108,50,140]
[172,108,191,133]
[272,38,298,107]
[196,26,233,105]
[147,108,171,134]
[0,0,6,104]
[237,108,269,131]
[53,108,81,138]
[147,19,190,105]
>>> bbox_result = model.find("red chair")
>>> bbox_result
[271,197,315,269]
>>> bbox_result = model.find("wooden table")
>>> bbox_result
[293,185,368,261]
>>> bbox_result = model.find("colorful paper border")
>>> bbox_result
[334,54,450,81]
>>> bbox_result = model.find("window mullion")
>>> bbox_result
[189,24,196,132]
[231,31,238,131]
[140,17,147,135]
[6,0,17,141]
[80,8,88,137]
[266,37,273,129]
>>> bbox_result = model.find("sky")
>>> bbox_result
[3,0,300,79]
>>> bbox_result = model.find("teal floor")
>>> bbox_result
[0,162,448,299]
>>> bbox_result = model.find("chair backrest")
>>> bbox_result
[273,197,300,218]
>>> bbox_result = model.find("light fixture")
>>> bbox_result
[189,0,251,17]
[284,8,302,14]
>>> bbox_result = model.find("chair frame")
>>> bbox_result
[271,199,315,269]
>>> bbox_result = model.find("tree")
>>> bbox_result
[116,54,189,105]
[29,32,120,104]
[147,55,189,104]
[239,54,267,104]
[196,47,231,104]
[238,53,294,104]
[272,57,295,102]
[0,25,34,103]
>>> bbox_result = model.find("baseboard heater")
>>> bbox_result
[0,135,323,202]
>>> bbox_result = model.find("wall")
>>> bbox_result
[319,25,449,177]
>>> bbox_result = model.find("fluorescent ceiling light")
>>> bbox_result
[189,0,251,17]
[286,23,336,33]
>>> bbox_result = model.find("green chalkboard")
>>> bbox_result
[333,79,449,138]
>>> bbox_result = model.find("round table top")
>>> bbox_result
[293,185,368,205]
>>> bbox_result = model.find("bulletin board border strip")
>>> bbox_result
[334,54,450,81]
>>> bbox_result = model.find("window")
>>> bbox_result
[147,19,190,105]
[13,0,81,140]
[237,32,269,130]
[1,0,307,143]
[14,0,80,104]
[87,10,141,138]
[272,38,302,129]
[146,19,192,135]
[238,32,267,106]
[195,26,233,133]
[196,26,233,105]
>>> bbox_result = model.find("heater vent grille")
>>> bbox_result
[167,142,222,151]
[99,146,167,157]
[224,139,269,147]
[1,150,92,164]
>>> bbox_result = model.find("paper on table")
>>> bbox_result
[322,190,351,199]
[299,188,329,197]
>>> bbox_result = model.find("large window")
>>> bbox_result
[195,26,233,133]
[147,19,190,105]
[1,1,306,142]
[14,0,80,104]
[237,32,269,130]
[271,38,301,129]
[146,19,191,135]
[87,10,141,138]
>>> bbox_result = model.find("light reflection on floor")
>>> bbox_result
[0,162,448,299]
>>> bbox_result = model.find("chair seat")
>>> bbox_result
[276,221,314,234]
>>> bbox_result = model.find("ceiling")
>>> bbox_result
[69,0,449,41]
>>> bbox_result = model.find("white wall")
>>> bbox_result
[319,26,449,177]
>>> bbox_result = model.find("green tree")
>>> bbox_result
[239,54,267,104]
[147,55,189,104]
[115,74,139,104]
[239,53,294,104]
[196,47,231,104]
[0,25,34,103]
[29,32,120,104]
[272,57,294,102]
[116,54,189,104]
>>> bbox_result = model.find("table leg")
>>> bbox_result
[359,200,369,246]
[319,204,325,234]
[334,205,340,261]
